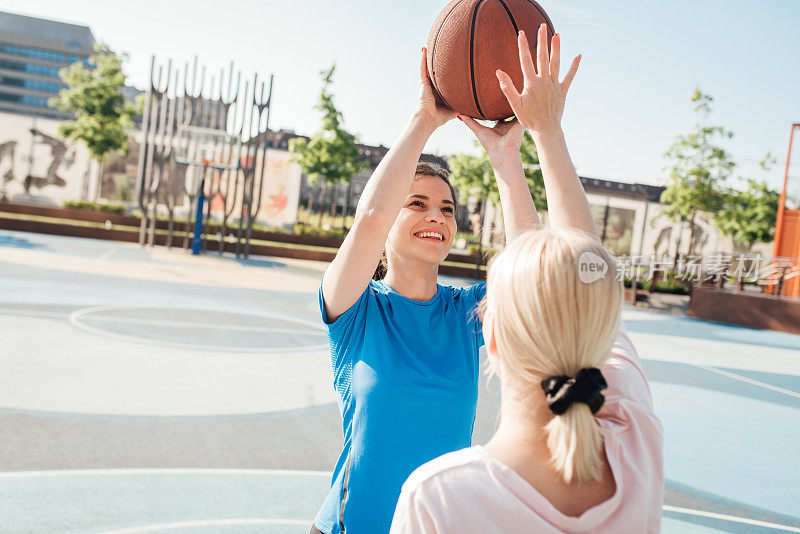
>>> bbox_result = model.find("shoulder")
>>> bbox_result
[402,447,487,492]
[601,325,656,412]
[443,281,486,304]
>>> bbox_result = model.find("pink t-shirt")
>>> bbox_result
[391,325,664,534]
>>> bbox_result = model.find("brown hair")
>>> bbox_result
[372,162,458,281]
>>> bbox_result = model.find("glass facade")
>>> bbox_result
[0,58,61,77]
[0,92,49,107]
[0,41,87,116]
[0,75,62,93]
[0,43,66,63]
[591,203,636,256]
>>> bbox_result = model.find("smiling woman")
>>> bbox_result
[310,45,542,534]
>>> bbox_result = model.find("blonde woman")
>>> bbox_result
[391,25,664,533]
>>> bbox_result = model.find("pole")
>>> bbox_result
[192,169,207,255]
[773,123,799,259]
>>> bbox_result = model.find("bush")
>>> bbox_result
[63,200,126,214]
[95,202,126,214]
[292,224,347,239]
[623,277,689,295]
[63,200,96,211]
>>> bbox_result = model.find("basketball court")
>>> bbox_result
[1,228,799,533]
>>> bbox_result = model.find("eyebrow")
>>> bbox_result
[409,194,454,206]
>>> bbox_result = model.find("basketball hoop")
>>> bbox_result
[174,124,240,171]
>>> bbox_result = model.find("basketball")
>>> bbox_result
[426,0,554,121]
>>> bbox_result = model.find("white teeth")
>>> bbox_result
[416,231,443,241]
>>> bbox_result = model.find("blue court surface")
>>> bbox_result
[1,229,798,533]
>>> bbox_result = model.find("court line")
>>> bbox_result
[79,315,323,336]
[0,468,331,478]
[691,363,800,400]
[663,505,800,532]
[0,308,71,318]
[99,247,118,261]
[0,308,319,336]
[68,306,328,354]
[95,518,310,533]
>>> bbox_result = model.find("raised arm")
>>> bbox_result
[321,48,456,322]
[496,25,599,240]
[458,117,540,244]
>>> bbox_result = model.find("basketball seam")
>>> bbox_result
[521,0,555,34]
[470,0,488,119]
[431,0,470,112]
[495,0,519,32]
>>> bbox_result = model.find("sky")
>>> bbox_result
[3,0,799,191]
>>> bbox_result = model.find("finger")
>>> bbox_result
[459,115,487,136]
[420,47,430,86]
[512,120,526,137]
[517,30,536,83]
[496,69,523,114]
[536,23,549,78]
[561,54,581,93]
[550,33,560,80]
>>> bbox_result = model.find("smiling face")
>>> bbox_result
[385,174,458,268]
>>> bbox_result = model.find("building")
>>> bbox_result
[0,10,95,120]
[261,128,454,225]
[581,177,665,257]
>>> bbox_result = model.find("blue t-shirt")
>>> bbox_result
[314,278,486,534]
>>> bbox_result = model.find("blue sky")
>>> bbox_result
[4,0,799,191]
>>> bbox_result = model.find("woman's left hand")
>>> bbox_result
[458,116,525,166]
[414,47,458,130]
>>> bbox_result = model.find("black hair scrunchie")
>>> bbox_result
[540,368,608,415]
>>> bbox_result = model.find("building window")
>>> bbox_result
[0,58,61,78]
[0,43,66,63]
[591,203,636,256]
[0,75,62,93]
[0,91,50,108]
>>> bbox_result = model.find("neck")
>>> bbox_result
[382,256,440,301]
[485,376,554,458]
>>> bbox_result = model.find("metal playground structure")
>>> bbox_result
[135,56,274,258]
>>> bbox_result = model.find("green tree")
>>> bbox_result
[50,44,140,163]
[449,130,547,223]
[448,149,494,277]
[660,89,735,260]
[714,156,780,252]
[449,129,546,275]
[289,64,364,229]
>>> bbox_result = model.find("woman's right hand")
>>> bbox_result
[496,24,581,135]
[414,47,458,130]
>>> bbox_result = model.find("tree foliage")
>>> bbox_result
[50,44,140,162]
[449,130,547,211]
[289,65,364,187]
[660,89,735,255]
[714,155,780,251]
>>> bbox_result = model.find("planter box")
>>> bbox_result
[688,287,800,335]
[0,202,484,266]
[0,213,486,280]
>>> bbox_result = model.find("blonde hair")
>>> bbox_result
[483,228,623,483]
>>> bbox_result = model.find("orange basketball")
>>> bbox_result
[426,0,554,121]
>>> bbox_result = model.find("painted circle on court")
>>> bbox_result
[69,306,328,352]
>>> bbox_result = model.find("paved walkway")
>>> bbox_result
[1,229,799,533]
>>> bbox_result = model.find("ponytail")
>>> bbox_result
[540,367,608,482]
[545,404,604,483]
